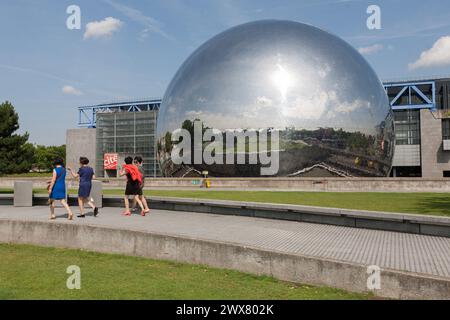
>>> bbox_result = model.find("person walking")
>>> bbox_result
[48,158,74,220]
[68,157,99,218]
[131,156,150,214]
[119,156,146,216]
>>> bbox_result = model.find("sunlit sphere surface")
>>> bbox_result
[157,20,394,177]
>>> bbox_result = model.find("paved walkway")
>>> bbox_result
[1,206,450,279]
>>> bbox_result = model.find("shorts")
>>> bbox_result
[125,181,143,196]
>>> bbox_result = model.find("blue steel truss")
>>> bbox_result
[384,81,436,111]
[78,98,162,128]
[77,80,439,127]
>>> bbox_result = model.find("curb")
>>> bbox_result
[3,194,450,238]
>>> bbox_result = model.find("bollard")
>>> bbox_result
[14,181,33,207]
[91,180,103,208]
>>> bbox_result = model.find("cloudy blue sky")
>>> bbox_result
[1,0,450,145]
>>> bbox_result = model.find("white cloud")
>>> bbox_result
[335,99,370,113]
[318,64,331,79]
[0,64,77,83]
[284,91,335,120]
[103,0,174,41]
[256,96,273,107]
[283,91,371,121]
[409,36,450,70]
[62,85,83,96]
[358,44,384,55]
[242,97,273,118]
[84,17,123,40]
[168,106,177,114]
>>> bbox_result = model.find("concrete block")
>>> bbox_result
[66,128,97,178]
[14,181,33,207]
[91,180,103,208]
[0,194,13,206]
[173,204,211,214]
[301,212,356,227]
[252,209,293,221]
[420,224,450,238]
[355,218,421,234]
[209,206,239,216]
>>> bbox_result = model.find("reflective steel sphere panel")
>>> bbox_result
[157,20,394,177]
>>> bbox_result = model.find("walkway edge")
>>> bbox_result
[1,218,449,300]
[133,196,450,237]
[3,193,450,237]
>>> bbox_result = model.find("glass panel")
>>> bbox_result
[394,110,420,145]
[95,110,160,177]
[443,119,450,140]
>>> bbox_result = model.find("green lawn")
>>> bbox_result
[0,244,368,300]
[129,190,450,218]
[1,188,450,217]
[3,172,52,178]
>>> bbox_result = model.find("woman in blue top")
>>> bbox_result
[48,158,74,220]
[68,157,99,218]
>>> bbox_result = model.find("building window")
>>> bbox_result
[394,110,420,145]
[443,119,450,140]
[95,111,160,178]
[392,166,422,178]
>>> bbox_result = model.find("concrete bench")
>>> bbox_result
[91,180,103,208]
[14,181,33,207]
[67,180,102,208]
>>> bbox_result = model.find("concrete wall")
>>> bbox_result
[1,177,450,192]
[66,128,97,172]
[1,219,449,299]
[421,109,450,178]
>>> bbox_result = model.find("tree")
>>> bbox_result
[33,145,66,172]
[0,101,35,175]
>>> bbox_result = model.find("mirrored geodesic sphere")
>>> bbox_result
[157,20,394,178]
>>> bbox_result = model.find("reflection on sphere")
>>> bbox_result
[157,20,394,177]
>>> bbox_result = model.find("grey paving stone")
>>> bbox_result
[0,206,449,279]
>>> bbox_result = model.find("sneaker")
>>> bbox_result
[94,207,99,217]
[77,214,86,218]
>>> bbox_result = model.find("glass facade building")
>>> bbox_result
[95,110,160,178]
[443,119,450,140]
[385,77,450,177]
[393,110,421,146]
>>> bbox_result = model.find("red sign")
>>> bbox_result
[104,153,118,170]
